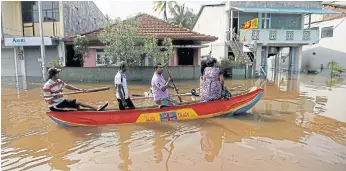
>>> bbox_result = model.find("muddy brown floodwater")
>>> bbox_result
[2,74,346,171]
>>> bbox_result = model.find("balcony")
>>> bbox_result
[238,29,319,45]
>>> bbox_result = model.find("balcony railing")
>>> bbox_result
[237,29,319,45]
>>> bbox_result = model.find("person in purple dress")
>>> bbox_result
[200,58,225,102]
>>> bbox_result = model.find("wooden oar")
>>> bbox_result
[43,87,110,98]
[131,92,197,100]
[165,65,183,103]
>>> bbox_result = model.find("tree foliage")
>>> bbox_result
[168,3,197,29]
[73,35,89,66]
[99,19,173,66]
[153,1,178,21]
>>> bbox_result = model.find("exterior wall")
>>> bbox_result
[192,5,226,61]
[230,1,322,9]
[302,17,346,70]
[24,46,59,77]
[1,48,16,76]
[1,1,23,36]
[84,48,96,67]
[62,1,106,36]
[83,47,201,67]
[59,66,200,82]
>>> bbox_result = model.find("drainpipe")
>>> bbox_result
[1,9,4,41]
[308,14,311,29]
[14,48,20,89]
[38,1,47,81]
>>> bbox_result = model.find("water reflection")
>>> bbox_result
[199,120,223,162]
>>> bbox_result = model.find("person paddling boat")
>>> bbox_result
[151,63,179,108]
[42,68,108,111]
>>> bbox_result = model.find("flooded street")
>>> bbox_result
[2,73,346,171]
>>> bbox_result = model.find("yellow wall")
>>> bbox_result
[1,1,23,36]
[2,1,65,37]
[23,22,62,37]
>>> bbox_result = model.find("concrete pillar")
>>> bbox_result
[294,46,302,72]
[173,48,178,66]
[145,56,149,66]
[58,41,66,66]
[197,48,201,66]
[229,10,233,40]
[15,47,27,90]
[263,46,269,73]
[255,44,262,73]
[288,47,295,73]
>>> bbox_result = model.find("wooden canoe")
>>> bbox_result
[46,88,264,127]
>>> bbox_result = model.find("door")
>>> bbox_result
[1,48,16,77]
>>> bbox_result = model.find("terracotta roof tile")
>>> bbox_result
[63,13,218,42]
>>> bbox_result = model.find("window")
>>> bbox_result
[271,14,302,30]
[21,1,59,23]
[321,27,333,38]
[261,13,271,29]
[95,49,117,66]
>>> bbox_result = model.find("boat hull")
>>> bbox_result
[47,88,264,127]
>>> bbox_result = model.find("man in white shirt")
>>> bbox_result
[114,61,135,110]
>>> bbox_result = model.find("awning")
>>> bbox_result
[231,7,341,14]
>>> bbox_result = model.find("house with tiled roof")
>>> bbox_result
[301,1,346,71]
[63,13,218,67]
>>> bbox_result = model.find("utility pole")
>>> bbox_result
[38,1,47,81]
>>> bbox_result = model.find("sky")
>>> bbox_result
[93,0,224,20]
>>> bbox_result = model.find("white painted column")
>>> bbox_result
[58,41,66,66]
[294,46,302,72]
[224,8,230,59]
[145,56,149,66]
[288,47,295,73]
[255,44,262,74]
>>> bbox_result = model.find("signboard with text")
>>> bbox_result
[4,37,54,47]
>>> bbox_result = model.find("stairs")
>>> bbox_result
[228,36,252,65]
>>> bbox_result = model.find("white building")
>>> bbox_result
[192,1,340,76]
[302,2,346,71]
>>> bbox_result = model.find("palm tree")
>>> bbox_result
[153,1,178,21]
[169,3,197,29]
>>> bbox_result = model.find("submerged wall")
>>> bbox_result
[59,66,200,82]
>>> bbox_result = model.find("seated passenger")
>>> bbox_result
[200,58,225,102]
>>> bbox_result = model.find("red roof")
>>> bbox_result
[63,13,218,42]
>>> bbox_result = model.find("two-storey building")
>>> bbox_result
[192,1,340,76]
[1,1,105,85]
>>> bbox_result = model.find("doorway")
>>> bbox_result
[177,48,194,65]
[232,18,239,35]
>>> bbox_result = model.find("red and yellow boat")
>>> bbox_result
[47,88,264,127]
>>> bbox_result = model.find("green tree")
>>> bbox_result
[169,3,197,29]
[73,35,89,66]
[153,1,178,21]
[99,19,173,66]
[328,60,344,78]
